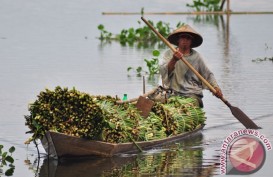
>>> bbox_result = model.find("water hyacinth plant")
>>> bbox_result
[24,86,117,142]
[98,24,113,41]
[127,50,160,77]
[0,145,15,176]
[144,50,160,76]
[98,20,184,48]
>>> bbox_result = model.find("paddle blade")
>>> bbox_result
[229,106,261,129]
[136,96,154,118]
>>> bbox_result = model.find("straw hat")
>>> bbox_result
[167,25,203,48]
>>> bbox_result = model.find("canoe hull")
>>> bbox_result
[41,125,204,158]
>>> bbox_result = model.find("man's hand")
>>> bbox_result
[173,50,183,61]
[214,87,223,98]
[168,50,183,75]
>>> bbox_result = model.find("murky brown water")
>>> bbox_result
[1,0,273,176]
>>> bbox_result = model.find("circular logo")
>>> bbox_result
[228,136,266,174]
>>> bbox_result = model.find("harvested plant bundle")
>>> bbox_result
[25,87,205,144]
[99,102,166,143]
[25,86,117,141]
[99,101,141,143]
[151,96,206,136]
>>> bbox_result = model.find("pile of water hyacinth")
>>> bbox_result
[25,86,206,144]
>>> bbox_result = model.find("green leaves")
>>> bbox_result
[127,67,133,72]
[127,50,160,77]
[98,20,182,48]
[4,156,14,164]
[8,147,15,154]
[127,66,142,76]
[0,145,15,176]
[97,24,113,40]
[144,50,160,76]
[4,168,15,176]
[136,67,143,74]
[97,24,104,30]
[152,50,160,57]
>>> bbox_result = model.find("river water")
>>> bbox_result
[1,0,273,176]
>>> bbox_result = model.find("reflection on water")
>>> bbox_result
[188,15,223,27]
[28,133,218,177]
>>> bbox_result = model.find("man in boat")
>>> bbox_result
[159,24,223,107]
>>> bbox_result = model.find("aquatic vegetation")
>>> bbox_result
[186,0,222,11]
[127,66,143,77]
[144,50,160,76]
[252,57,273,63]
[98,20,184,48]
[98,24,113,41]
[252,43,273,62]
[127,50,160,76]
[0,145,15,176]
[25,86,205,144]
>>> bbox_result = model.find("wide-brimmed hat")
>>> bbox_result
[167,25,203,48]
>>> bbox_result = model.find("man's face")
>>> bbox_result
[178,34,192,49]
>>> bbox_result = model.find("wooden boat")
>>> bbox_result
[38,134,218,177]
[41,125,204,159]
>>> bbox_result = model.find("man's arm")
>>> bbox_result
[167,51,182,75]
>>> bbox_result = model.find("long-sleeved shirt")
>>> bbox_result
[159,49,219,98]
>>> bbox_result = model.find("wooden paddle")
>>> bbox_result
[141,17,260,129]
[135,96,154,118]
